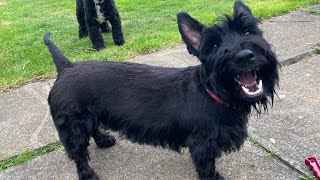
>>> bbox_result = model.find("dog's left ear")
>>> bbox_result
[234,0,254,19]
[177,12,205,56]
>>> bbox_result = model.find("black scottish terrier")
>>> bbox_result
[45,1,278,179]
[76,0,125,50]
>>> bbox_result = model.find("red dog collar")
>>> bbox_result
[206,88,230,108]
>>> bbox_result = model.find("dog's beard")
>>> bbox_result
[205,54,278,113]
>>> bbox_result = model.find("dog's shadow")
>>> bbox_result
[89,134,280,180]
[88,132,197,180]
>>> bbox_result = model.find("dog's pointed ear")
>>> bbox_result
[177,12,205,56]
[234,0,253,19]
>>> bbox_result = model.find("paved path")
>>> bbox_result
[1,5,320,180]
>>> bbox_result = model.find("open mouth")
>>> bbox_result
[234,70,263,98]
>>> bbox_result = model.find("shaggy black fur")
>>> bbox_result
[45,1,278,179]
[76,0,125,50]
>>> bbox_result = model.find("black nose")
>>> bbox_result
[236,50,255,62]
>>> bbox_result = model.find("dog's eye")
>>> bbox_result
[213,44,218,48]
[210,44,219,51]
[244,31,250,35]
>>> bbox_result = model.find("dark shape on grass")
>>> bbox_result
[76,0,125,50]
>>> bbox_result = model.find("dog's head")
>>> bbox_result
[177,0,279,111]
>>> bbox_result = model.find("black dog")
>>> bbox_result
[45,1,278,179]
[76,0,125,50]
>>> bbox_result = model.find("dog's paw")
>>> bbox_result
[214,172,225,180]
[95,134,116,148]
[79,167,100,180]
[92,45,105,51]
[199,171,225,180]
[114,38,125,46]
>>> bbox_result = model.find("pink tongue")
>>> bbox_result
[239,72,256,86]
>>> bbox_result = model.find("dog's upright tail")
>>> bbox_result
[44,32,72,74]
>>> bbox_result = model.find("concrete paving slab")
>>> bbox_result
[249,55,320,177]
[262,5,320,62]
[128,44,200,67]
[0,137,299,180]
[0,81,58,160]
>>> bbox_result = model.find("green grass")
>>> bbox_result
[267,147,278,157]
[249,137,259,145]
[249,137,278,158]
[1,0,320,90]
[307,9,320,14]
[0,142,62,171]
[300,176,317,180]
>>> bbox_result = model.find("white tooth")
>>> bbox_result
[258,80,263,89]
[242,80,264,97]
[242,86,250,94]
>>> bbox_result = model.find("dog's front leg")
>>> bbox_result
[188,140,225,180]
[83,0,105,50]
[75,155,100,180]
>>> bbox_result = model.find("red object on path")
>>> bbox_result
[305,156,320,180]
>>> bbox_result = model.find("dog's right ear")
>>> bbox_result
[234,0,254,20]
[177,12,205,56]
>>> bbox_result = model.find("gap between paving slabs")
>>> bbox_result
[249,137,312,179]
[0,142,62,171]
[281,48,320,67]
[1,52,318,177]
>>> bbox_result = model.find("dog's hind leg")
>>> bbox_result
[54,114,99,180]
[92,129,116,148]
[76,0,88,38]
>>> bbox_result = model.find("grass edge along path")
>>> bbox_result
[0,142,62,172]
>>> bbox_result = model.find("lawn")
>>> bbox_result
[0,0,319,90]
